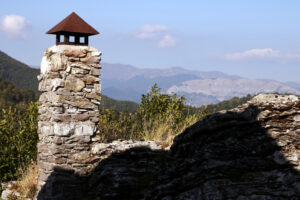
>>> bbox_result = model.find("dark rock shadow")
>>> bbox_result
[37,105,300,200]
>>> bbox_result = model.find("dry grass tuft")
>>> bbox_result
[142,114,199,147]
[16,163,38,199]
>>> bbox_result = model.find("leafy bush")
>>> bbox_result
[0,102,38,182]
[98,84,251,146]
[98,84,206,146]
[98,109,139,142]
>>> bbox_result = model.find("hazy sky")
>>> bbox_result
[0,0,299,83]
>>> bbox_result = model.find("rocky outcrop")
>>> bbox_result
[86,94,299,200]
[167,94,300,199]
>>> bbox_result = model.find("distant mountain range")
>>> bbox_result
[101,63,300,106]
[285,81,300,91]
[1,50,299,107]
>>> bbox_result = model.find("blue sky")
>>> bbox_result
[0,0,299,83]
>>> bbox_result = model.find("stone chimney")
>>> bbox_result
[37,13,101,199]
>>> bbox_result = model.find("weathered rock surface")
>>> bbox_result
[167,94,300,200]
[34,94,300,200]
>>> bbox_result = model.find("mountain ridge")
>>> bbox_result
[101,62,240,81]
[100,62,300,106]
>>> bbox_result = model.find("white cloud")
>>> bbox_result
[0,15,31,38]
[136,24,176,48]
[136,24,169,39]
[224,48,300,61]
[157,34,176,48]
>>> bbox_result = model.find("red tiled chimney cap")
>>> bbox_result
[46,12,99,35]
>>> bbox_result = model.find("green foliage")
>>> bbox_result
[0,77,38,110]
[200,94,252,113]
[98,84,253,145]
[138,83,186,124]
[98,109,139,142]
[186,94,253,115]
[98,84,206,145]
[137,84,190,142]
[0,102,38,182]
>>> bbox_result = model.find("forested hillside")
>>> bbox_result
[0,77,38,109]
[101,95,138,112]
[0,51,39,92]
[193,94,253,114]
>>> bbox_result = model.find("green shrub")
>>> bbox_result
[0,102,38,182]
[98,84,207,146]
[98,109,140,142]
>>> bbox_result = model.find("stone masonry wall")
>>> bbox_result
[37,45,101,198]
